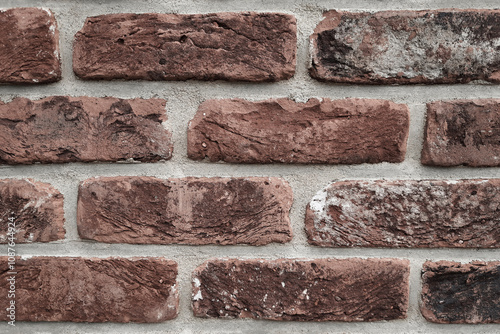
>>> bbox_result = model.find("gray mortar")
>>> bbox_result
[0,0,499,333]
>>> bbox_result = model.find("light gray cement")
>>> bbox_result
[0,0,499,333]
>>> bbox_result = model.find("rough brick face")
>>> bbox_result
[0,179,64,243]
[421,261,500,324]
[0,96,172,164]
[0,257,178,322]
[0,8,61,83]
[73,12,296,82]
[77,176,292,245]
[188,98,409,164]
[192,258,409,321]
[306,179,500,248]
[422,99,500,166]
[310,10,500,84]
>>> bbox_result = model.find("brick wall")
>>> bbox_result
[0,1,499,333]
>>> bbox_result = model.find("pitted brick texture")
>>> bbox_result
[73,12,296,82]
[77,176,293,245]
[310,10,500,84]
[188,98,409,164]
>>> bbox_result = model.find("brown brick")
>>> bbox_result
[310,10,500,84]
[73,12,296,82]
[422,99,500,166]
[77,176,292,245]
[0,96,172,164]
[0,179,64,243]
[188,98,409,164]
[0,257,178,322]
[192,258,409,321]
[306,179,500,248]
[421,261,500,323]
[0,8,61,84]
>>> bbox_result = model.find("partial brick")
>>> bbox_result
[0,256,178,322]
[192,258,409,321]
[310,10,500,84]
[188,98,409,164]
[73,12,296,82]
[306,179,500,248]
[0,8,61,83]
[0,96,172,164]
[77,176,292,245]
[422,99,500,166]
[0,179,64,243]
[421,261,500,324]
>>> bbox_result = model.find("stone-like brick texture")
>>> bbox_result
[0,96,172,164]
[310,10,500,84]
[73,12,296,82]
[188,98,409,164]
[0,257,178,322]
[78,176,293,245]
[192,258,409,321]
[306,179,500,248]
[421,261,500,323]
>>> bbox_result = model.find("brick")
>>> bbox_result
[188,98,409,164]
[0,8,61,84]
[77,176,292,245]
[0,96,172,164]
[421,261,500,324]
[192,258,409,321]
[0,257,178,322]
[306,179,500,248]
[422,99,500,166]
[0,179,64,243]
[310,10,500,84]
[73,12,296,82]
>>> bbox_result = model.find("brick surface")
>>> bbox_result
[0,96,172,164]
[78,176,292,245]
[306,179,500,248]
[188,98,409,164]
[422,99,500,166]
[421,261,500,323]
[310,10,500,84]
[0,257,178,322]
[0,179,64,243]
[0,8,61,83]
[73,12,296,82]
[192,258,409,321]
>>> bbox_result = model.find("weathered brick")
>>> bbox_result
[421,261,500,323]
[192,258,409,321]
[306,179,500,248]
[0,257,178,322]
[422,99,500,166]
[73,12,296,82]
[310,10,500,84]
[0,8,61,83]
[0,96,172,164]
[188,98,409,164]
[77,176,292,245]
[0,179,64,243]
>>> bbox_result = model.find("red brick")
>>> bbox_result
[188,98,409,164]
[0,257,178,323]
[0,96,172,164]
[73,12,296,82]
[192,258,409,321]
[0,179,64,243]
[0,8,61,83]
[77,176,292,245]
[422,99,500,166]
[310,10,500,84]
[421,261,500,323]
[306,179,500,248]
